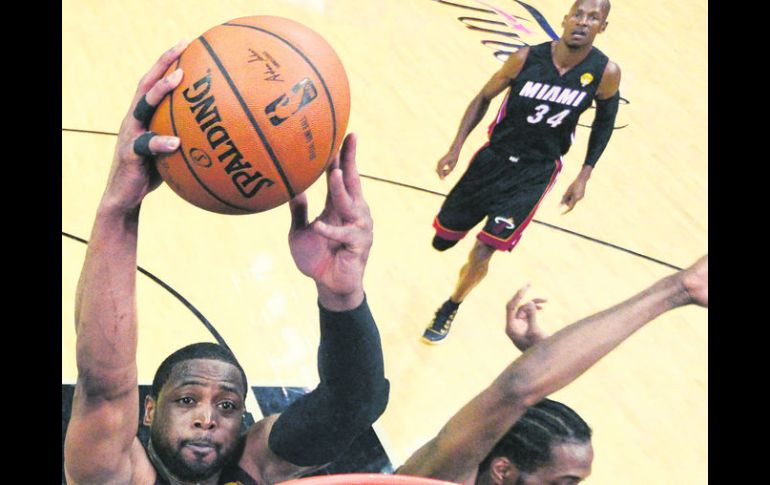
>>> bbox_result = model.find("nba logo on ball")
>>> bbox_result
[150,15,350,215]
[265,77,319,126]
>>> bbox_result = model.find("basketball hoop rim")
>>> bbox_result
[276,473,459,485]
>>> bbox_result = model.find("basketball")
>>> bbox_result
[149,16,350,214]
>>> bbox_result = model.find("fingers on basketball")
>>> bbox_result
[148,17,350,215]
[339,135,363,199]
[145,68,184,106]
[327,169,356,219]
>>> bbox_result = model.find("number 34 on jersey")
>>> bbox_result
[527,104,571,128]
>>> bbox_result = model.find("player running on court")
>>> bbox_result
[425,0,621,343]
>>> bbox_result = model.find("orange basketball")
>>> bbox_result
[150,16,350,214]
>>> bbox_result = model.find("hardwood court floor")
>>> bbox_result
[62,1,707,483]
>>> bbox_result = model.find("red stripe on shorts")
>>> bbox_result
[477,158,563,252]
[433,216,468,241]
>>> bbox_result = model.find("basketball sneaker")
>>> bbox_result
[422,299,460,344]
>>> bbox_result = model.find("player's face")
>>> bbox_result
[513,442,593,485]
[561,0,608,48]
[147,359,246,482]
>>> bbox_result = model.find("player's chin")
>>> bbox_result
[178,451,223,480]
[566,32,591,47]
[564,38,586,48]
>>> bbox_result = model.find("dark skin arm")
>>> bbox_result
[398,255,706,483]
[64,41,188,485]
[560,60,621,214]
[240,134,377,484]
[436,47,530,180]
[66,40,375,485]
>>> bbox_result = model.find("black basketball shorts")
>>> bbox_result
[433,145,562,252]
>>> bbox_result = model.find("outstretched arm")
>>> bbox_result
[560,61,621,214]
[436,47,530,180]
[398,255,707,483]
[243,134,390,483]
[64,42,187,484]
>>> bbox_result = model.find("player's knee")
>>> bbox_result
[472,242,496,262]
[432,236,458,252]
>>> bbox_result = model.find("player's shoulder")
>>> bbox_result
[518,41,555,61]
[241,414,275,466]
[602,60,621,83]
[604,60,621,75]
[590,45,620,83]
[496,46,529,80]
[500,45,533,77]
[596,59,621,98]
[506,45,531,64]
[239,414,302,483]
[461,469,480,485]
[129,438,159,484]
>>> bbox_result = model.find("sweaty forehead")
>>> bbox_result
[166,358,245,392]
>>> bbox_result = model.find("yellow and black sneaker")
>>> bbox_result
[422,299,460,344]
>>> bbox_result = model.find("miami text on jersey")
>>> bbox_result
[518,81,589,107]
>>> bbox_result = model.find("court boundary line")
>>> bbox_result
[61,128,683,271]
[61,231,234,350]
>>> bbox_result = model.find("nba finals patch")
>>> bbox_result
[580,73,594,87]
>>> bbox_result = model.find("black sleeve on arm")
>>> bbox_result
[268,296,390,466]
[584,90,620,168]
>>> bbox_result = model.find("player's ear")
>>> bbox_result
[599,20,608,33]
[143,395,156,426]
[490,456,516,485]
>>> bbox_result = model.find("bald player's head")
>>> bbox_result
[598,0,611,19]
[561,0,611,48]
[572,0,611,20]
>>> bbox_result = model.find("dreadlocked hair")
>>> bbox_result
[478,398,592,474]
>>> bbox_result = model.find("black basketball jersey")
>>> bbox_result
[487,41,609,161]
[152,461,260,485]
[153,467,259,485]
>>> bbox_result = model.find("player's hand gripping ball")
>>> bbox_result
[150,16,350,214]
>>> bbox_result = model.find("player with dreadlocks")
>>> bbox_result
[399,255,707,484]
